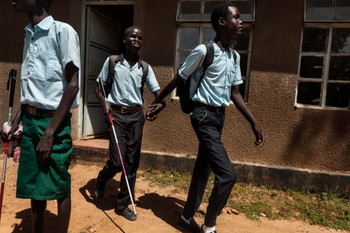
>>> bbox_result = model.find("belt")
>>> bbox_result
[25,105,56,118]
[193,102,225,114]
[111,105,142,114]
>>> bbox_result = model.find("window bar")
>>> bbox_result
[321,27,333,108]
[201,0,205,21]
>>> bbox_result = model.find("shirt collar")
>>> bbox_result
[24,15,54,33]
[116,54,143,68]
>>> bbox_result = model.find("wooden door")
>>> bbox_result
[82,7,120,138]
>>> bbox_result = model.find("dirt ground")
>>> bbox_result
[0,159,347,233]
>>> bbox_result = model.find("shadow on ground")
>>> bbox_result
[137,193,192,232]
[79,178,193,232]
[79,178,126,232]
[11,208,56,233]
[79,178,120,210]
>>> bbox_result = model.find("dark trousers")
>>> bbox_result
[97,110,145,210]
[182,106,237,227]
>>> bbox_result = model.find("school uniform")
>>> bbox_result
[17,16,80,200]
[96,55,160,210]
[179,41,242,227]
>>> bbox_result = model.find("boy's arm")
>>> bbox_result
[95,82,112,116]
[146,74,184,116]
[36,61,79,164]
[146,90,166,121]
[230,85,264,147]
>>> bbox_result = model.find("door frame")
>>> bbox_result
[79,0,135,139]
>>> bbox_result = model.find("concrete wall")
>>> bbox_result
[0,2,26,127]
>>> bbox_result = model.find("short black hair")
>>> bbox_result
[39,0,53,12]
[124,26,142,37]
[211,3,236,31]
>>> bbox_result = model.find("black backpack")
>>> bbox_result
[178,42,214,114]
[104,55,149,97]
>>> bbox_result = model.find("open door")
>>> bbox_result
[82,5,133,139]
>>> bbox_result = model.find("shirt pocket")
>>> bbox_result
[35,39,60,82]
[45,58,62,82]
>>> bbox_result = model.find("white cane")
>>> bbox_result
[99,79,137,215]
[0,69,17,224]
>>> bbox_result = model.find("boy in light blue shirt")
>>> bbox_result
[94,26,164,221]
[97,55,159,107]
[179,41,243,107]
[2,0,80,232]
[147,3,264,233]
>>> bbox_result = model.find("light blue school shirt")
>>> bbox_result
[96,57,160,107]
[178,41,243,107]
[21,16,81,110]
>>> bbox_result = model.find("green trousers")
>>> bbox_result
[16,112,72,200]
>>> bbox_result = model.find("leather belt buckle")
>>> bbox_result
[25,105,55,118]
[112,105,142,114]
[206,104,225,114]
[26,105,37,116]
[120,106,127,114]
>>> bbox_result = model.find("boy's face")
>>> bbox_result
[11,0,38,13]
[222,6,243,39]
[123,28,143,53]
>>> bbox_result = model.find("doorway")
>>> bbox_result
[82,4,133,139]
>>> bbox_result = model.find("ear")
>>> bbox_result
[218,17,226,26]
[123,35,126,43]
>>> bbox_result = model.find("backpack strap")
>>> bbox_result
[140,60,148,98]
[194,42,214,94]
[202,42,214,71]
[105,55,119,96]
[229,48,237,64]
[140,60,148,89]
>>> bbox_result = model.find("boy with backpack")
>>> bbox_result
[94,26,164,221]
[146,3,264,233]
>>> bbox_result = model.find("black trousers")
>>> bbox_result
[97,110,145,210]
[183,106,237,227]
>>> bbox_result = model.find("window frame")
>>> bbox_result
[304,0,350,23]
[296,23,350,110]
[176,0,256,23]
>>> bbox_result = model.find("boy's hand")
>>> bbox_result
[101,101,112,116]
[252,124,264,148]
[1,122,11,142]
[36,131,54,164]
[146,102,166,121]
[1,121,20,142]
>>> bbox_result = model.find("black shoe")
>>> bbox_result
[178,215,201,233]
[115,207,137,221]
[94,179,106,199]
[200,225,217,233]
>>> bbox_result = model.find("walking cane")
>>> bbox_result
[0,69,17,223]
[98,80,137,215]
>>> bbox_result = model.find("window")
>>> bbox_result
[296,0,350,110]
[175,0,255,100]
[305,0,350,22]
[177,0,255,22]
